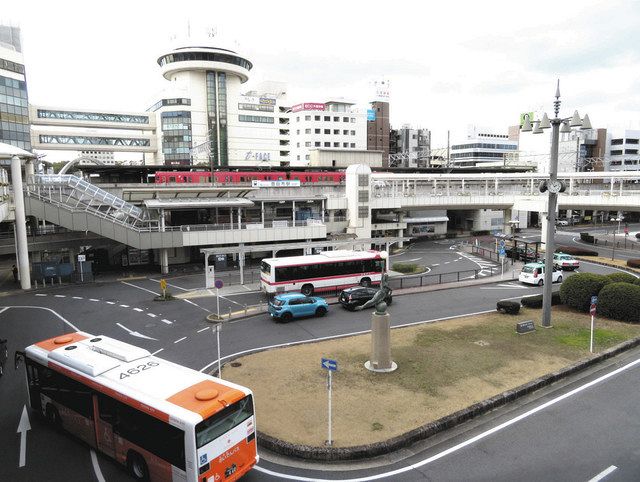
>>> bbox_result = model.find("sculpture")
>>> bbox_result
[355,273,391,313]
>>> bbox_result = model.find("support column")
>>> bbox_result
[25,160,35,185]
[503,208,513,235]
[159,209,169,275]
[261,202,265,225]
[398,212,405,247]
[238,208,242,229]
[610,178,614,194]
[292,201,296,224]
[321,199,325,222]
[569,178,574,195]
[541,214,549,246]
[485,180,489,196]
[239,244,245,285]
[494,179,499,194]
[11,155,31,290]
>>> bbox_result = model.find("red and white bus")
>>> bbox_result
[18,332,257,482]
[260,249,388,296]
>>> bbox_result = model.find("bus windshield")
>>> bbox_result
[260,261,271,276]
[196,395,254,448]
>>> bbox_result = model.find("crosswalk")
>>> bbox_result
[458,252,501,278]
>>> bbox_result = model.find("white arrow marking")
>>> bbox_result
[116,323,158,340]
[403,257,422,262]
[17,405,30,468]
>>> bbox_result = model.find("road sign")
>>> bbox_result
[591,296,598,305]
[590,304,597,316]
[499,240,506,248]
[215,279,224,289]
[624,226,629,235]
[159,279,167,291]
[77,254,86,262]
[321,358,338,371]
[499,248,506,257]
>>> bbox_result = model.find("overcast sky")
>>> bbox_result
[4,0,640,149]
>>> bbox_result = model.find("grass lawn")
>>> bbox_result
[224,306,640,447]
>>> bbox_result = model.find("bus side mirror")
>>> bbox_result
[15,350,25,371]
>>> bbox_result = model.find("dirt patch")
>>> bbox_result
[224,307,640,447]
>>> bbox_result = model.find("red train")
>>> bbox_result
[154,171,346,185]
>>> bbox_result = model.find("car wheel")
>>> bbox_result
[281,312,293,323]
[538,279,544,286]
[127,451,150,481]
[315,306,327,317]
[557,276,563,283]
[360,277,371,287]
[301,284,314,296]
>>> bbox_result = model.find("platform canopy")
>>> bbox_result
[143,198,254,210]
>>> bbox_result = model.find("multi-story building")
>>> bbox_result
[0,25,31,153]
[390,125,430,168]
[289,100,366,166]
[450,126,517,168]
[606,129,640,171]
[80,150,116,165]
[367,101,390,166]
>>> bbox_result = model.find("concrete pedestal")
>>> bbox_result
[365,310,397,372]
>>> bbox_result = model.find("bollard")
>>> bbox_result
[58,276,62,285]
[228,307,232,319]
[244,304,247,316]
[34,279,38,289]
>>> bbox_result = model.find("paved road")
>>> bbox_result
[0,250,634,481]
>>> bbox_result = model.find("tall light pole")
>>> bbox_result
[521,81,591,327]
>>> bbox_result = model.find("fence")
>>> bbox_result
[471,246,516,266]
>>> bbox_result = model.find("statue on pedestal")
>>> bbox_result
[355,273,391,313]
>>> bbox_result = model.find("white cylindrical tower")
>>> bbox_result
[155,34,252,168]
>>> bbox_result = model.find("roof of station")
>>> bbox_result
[144,198,254,210]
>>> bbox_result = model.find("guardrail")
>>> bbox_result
[471,246,515,267]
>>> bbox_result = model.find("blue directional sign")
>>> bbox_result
[591,296,598,305]
[499,240,506,248]
[499,248,506,257]
[321,358,338,371]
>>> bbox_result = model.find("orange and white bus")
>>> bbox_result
[260,249,388,296]
[18,332,257,482]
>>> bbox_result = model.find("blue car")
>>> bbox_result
[268,293,329,322]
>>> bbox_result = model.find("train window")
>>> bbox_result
[169,176,176,183]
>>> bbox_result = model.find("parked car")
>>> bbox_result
[338,286,393,311]
[556,219,570,226]
[268,293,329,322]
[518,262,563,286]
[553,252,580,270]
[505,246,540,262]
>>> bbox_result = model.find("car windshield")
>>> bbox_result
[522,266,535,273]
[271,298,285,307]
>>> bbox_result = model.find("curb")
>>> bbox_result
[255,335,640,461]
[578,258,640,276]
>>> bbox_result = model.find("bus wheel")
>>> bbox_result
[360,277,372,287]
[46,404,62,430]
[127,451,150,481]
[301,284,314,296]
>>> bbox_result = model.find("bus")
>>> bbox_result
[260,249,388,296]
[17,332,257,482]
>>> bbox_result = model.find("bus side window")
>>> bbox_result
[98,394,117,424]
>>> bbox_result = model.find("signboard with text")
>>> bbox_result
[291,102,326,113]
[251,180,301,188]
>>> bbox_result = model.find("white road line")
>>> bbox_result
[147,313,157,318]
[254,359,640,482]
[444,261,450,264]
[0,306,79,330]
[35,294,47,297]
[150,278,189,291]
[133,308,143,312]
[404,257,423,262]
[119,304,129,308]
[72,296,83,300]
[152,348,164,355]
[184,298,212,313]
[90,449,106,482]
[588,465,618,482]
[0,307,8,315]
[105,301,115,305]
[174,336,187,344]
[54,295,66,298]
[220,295,242,306]
[89,298,99,302]
[432,263,440,266]
[161,319,173,325]
[197,327,210,333]
[121,280,160,296]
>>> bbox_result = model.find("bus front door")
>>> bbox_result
[93,394,116,458]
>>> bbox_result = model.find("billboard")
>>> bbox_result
[519,112,535,126]
[251,180,301,187]
[367,109,376,121]
[291,103,326,113]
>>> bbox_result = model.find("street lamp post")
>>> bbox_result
[521,81,591,328]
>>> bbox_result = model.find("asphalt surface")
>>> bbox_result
[0,235,638,481]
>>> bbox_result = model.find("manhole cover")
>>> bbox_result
[230,362,242,367]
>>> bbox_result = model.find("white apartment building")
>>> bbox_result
[80,150,115,165]
[289,100,367,166]
[606,129,640,171]
[392,125,430,168]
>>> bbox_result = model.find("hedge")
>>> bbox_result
[392,263,419,274]
[628,259,640,269]
[606,272,638,284]
[496,300,520,315]
[580,232,595,244]
[598,282,640,323]
[559,273,612,312]
[471,230,491,236]
[445,232,458,239]
[554,245,598,256]
[521,292,562,308]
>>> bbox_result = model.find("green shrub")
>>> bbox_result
[555,245,598,256]
[471,230,491,236]
[606,272,638,284]
[559,273,612,312]
[580,232,595,244]
[598,282,640,323]
[496,300,520,314]
[445,232,458,239]
[392,262,419,273]
[521,291,562,308]
[628,259,640,269]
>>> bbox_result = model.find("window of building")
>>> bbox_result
[305,128,311,134]
[305,115,311,121]
[296,116,300,122]
[296,142,300,147]
[324,129,330,134]
[358,206,368,219]
[611,150,623,155]
[296,130,300,134]
[625,149,638,154]
[358,190,369,202]
[324,116,330,121]
[333,117,339,122]
[343,117,349,122]
[305,154,310,160]
[626,138,639,144]
[350,143,356,148]
[343,130,348,135]
[324,142,330,147]
[350,130,355,135]
[611,139,623,145]
[333,142,340,147]
[305,142,312,147]
[238,115,274,124]
[297,155,300,160]
[315,128,321,134]
[343,142,349,147]
[333,129,340,135]
[350,118,356,123]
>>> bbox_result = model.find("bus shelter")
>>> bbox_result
[500,236,543,263]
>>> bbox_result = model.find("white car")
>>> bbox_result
[553,253,580,271]
[556,219,569,226]
[519,262,563,286]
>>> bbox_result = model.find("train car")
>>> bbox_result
[154,171,345,185]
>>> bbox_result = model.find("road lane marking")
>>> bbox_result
[105,301,115,305]
[116,322,158,340]
[197,327,209,333]
[174,336,187,344]
[432,263,440,266]
[221,295,242,306]
[161,319,173,325]
[0,307,8,315]
[72,296,83,299]
[17,405,30,468]
[0,306,80,330]
[121,280,160,296]
[54,295,65,298]
[404,257,422,262]
[150,278,189,291]
[147,313,157,318]
[35,294,47,297]
[89,298,99,302]
[133,308,143,312]
[90,449,106,482]
[152,348,164,355]
[588,465,618,482]
[253,357,640,481]
[119,304,129,308]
